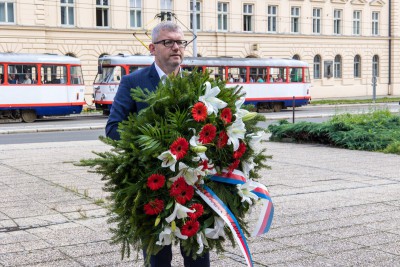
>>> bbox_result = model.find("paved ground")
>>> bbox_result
[1,132,400,266]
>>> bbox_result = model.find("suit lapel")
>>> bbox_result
[149,63,161,91]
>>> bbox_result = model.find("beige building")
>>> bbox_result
[1,0,399,102]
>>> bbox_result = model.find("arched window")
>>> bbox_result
[354,55,361,78]
[99,53,109,58]
[65,52,76,57]
[372,55,379,77]
[313,55,321,79]
[292,54,300,60]
[334,55,342,78]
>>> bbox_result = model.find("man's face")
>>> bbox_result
[149,29,185,74]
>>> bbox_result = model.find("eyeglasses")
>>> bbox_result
[153,39,188,48]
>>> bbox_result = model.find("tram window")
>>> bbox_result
[129,65,147,74]
[71,66,84,84]
[8,64,37,84]
[250,67,266,83]
[269,67,286,82]
[0,65,3,84]
[41,65,67,84]
[227,67,246,82]
[207,66,225,81]
[289,67,303,82]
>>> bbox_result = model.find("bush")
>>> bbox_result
[268,110,400,154]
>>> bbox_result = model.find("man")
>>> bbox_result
[9,74,18,84]
[105,21,210,267]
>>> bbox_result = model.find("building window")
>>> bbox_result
[160,0,173,20]
[334,55,342,78]
[291,7,300,33]
[313,55,321,79]
[353,11,361,35]
[334,9,342,34]
[293,54,300,60]
[372,55,379,77]
[267,5,277,33]
[372,12,379,36]
[61,0,74,26]
[130,0,142,28]
[243,4,253,32]
[96,0,109,27]
[190,1,201,30]
[217,2,228,31]
[354,55,361,78]
[0,0,15,23]
[312,8,321,34]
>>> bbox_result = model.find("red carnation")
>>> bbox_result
[147,174,166,191]
[181,220,200,237]
[170,177,187,197]
[199,124,217,144]
[174,185,194,205]
[188,203,204,220]
[228,159,240,173]
[192,102,208,122]
[143,199,164,215]
[220,108,232,124]
[217,131,229,148]
[233,142,247,159]
[170,137,189,160]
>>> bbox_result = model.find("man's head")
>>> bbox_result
[149,21,186,76]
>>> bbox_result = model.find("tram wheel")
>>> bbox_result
[273,103,283,112]
[21,110,37,123]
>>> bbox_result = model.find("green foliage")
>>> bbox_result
[78,69,271,263]
[310,97,400,105]
[268,110,400,154]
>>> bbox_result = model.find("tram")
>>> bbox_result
[93,54,311,114]
[0,53,85,122]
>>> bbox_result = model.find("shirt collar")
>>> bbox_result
[154,62,181,82]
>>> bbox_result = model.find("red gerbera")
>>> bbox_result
[217,131,229,148]
[181,220,200,237]
[220,108,232,124]
[191,102,208,122]
[147,174,166,191]
[170,177,187,196]
[143,199,164,215]
[228,159,240,173]
[233,142,247,159]
[188,203,204,220]
[170,137,189,160]
[174,185,194,205]
[199,124,217,144]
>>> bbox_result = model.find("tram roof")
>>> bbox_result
[0,53,81,64]
[98,54,309,67]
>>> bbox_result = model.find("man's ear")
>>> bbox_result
[149,44,155,55]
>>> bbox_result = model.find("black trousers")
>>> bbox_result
[143,245,210,267]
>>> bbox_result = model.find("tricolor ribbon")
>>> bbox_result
[195,185,254,267]
[210,171,274,236]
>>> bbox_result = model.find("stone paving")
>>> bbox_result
[1,137,400,266]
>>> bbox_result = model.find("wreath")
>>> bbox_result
[80,70,273,266]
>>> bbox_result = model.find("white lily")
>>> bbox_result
[205,217,226,239]
[196,232,209,254]
[156,226,188,246]
[170,162,205,185]
[234,97,250,119]
[165,202,195,223]
[236,180,259,205]
[157,150,177,172]
[242,157,257,178]
[199,82,227,115]
[190,135,208,161]
[246,132,264,151]
[226,118,246,151]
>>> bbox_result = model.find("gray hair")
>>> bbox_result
[152,21,183,43]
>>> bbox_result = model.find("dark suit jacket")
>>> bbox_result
[105,63,161,140]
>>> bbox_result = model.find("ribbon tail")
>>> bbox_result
[195,185,253,267]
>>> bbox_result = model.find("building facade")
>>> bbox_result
[1,0,399,102]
